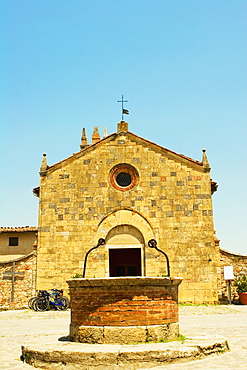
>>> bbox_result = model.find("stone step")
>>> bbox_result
[21,335,229,370]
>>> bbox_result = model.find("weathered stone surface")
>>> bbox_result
[35,126,220,304]
[21,336,229,369]
[0,253,36,310]
[72,323,180,345]
[103,326,147,344]
[147,323,179,342]
[71,324,104,344]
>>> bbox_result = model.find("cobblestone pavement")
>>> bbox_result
[0,305,246,370]
[148,305,247,370]
[0,309,71,370]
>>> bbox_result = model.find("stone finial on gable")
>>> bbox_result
[80,128,88,149]
[92,126,100,144]
[40,153,48,177]
[117,120,128,133]
[202,149,211,172]
[104,127,108,138]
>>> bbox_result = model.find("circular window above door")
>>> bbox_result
[109,164,139,191]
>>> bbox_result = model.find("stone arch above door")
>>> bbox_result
[94,209,155,245]
[106,224,144,246]
[106,225,144,277]
[94,210,155,277]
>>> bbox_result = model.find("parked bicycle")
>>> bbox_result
[28,289,69,311]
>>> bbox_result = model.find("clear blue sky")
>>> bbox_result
[1,1,246,254]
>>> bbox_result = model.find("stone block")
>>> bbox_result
[147,323,179,342]
[71,325,104,344]
[103,326,147,344]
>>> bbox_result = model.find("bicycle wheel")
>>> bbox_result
[56,297,69,310]
[28,297,37,310]
[33,297,49,312]
[30,297,40,311]
[62,296,70,308]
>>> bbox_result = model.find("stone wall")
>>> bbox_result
[36,126,219,304]
[218,248,247,303]
[1,246,247,309]
[0,253,36,310]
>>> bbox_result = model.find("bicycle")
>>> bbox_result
[48,289,69,311]
[28,289,69,311]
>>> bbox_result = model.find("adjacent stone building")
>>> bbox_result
[218,247,247,303]
[0,227,37,309]
[0,226,37,259]
[33,121,220,303]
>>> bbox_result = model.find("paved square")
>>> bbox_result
[0,305,246,369]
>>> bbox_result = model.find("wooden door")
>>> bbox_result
[109,248,141,277]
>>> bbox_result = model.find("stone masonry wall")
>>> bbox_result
[0,253,36,310]
[36,129,218,303]
[1,246,246,309]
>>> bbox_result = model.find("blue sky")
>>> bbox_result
[1,1,246,254]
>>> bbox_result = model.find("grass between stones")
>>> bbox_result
[127,334,187,345]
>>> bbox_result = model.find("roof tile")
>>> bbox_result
[0,226,37,233]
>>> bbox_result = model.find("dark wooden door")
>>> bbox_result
[109,248,141,277]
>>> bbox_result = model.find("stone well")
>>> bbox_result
[67,277,182,344]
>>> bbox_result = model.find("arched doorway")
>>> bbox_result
[106,225,144,277]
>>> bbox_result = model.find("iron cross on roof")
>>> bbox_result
[117,95,129,120]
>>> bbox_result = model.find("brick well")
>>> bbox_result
[67,277,182,344]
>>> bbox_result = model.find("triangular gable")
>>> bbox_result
[45,131,203,174]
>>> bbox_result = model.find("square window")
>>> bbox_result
[9,237,18,246]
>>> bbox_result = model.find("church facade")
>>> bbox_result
[34,120,219,303]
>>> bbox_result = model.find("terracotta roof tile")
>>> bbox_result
[0,226,37,233]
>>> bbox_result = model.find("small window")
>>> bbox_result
[116,172,132,187]
[9,237,18,246]
[109,164,139,192]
